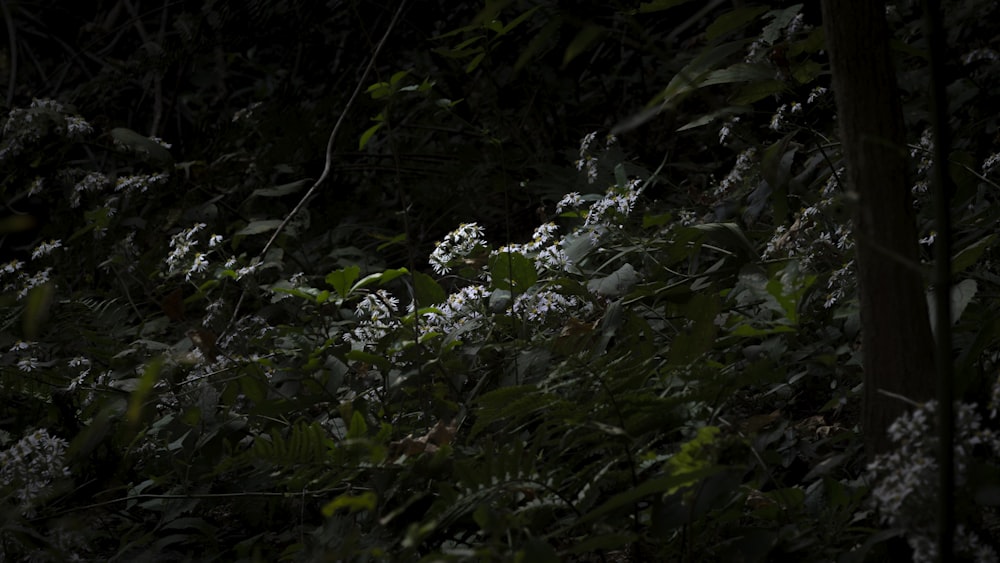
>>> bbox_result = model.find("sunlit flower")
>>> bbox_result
[31,239,63,260]
[429,222,487,275]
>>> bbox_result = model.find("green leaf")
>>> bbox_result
[649,41,745,110]
[465,52,486,73]
[688,222,759,262]
[706,6,769,41]
[345,349,391,371]
[952,234,995,273]
[413,271,447,306]
[668,293,721,365]
[110,127,174,167]
[240,374,267,404]
[359,122,384,150]
[489,251,537,292]
[563,24,605,67]
[250,179,309,198]
[731,80,789,104]
[761,5,803,44]
[587,263,639,297]
[21,282,54,339]
[347,410,368,439]
[500,6,541,35]
[326,266,361,297]
[701,63,775,87]
[572,467,722,529]
[375,232,407,251]
[321,491,377,517]
[236,220,283,236]
[352,268,409,291]
[637,0,696,13]
[127,356,164,426]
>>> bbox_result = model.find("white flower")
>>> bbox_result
[769,104,786,131]
[208,234,223,248]
[2,259,24,276]
[28,177,44,196]
[429,222,487,275]
[556,192,584,214]
[31,239,63,260]
[185,253,209,281]
[0,428,71,513]
[807,86,827,104]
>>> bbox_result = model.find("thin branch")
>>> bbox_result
[223,1,408,338]
[1,0,18,106]
[258,1,409,262]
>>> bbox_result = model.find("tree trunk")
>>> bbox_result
[821,0,936,457]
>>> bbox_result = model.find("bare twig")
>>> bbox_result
[223,1,408,337]
[1,0,18,106]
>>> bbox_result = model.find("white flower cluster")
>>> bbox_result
[164,223,225,281]
[345,289,401,349]
[422,284,491,336]
[0,99,93,162]
[429,222,487,275]
[1,258,53,300]
[67,170,110,208]
[31,239,63,260]
[114,172,169,195]
[586,178,643,227]
[496,222,572,274]
[513,287,594,324]
[868,401,1000,562]
[715,148,756,198]
[0,428,72,515]
[769,100,804,132]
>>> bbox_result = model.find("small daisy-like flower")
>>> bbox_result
[807,86,827,104]
[186,253,209,281]
[31,239,63,260]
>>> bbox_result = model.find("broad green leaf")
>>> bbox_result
[240,374,267,404]
[110,127,173,167]
[587,263,639,297]
[571,466,722,529]
[952,234,995,273]
[637,0,695,13]
[322,491,377,517]
[127,356,164,426]
[489,251,537,292]
[236,220,282,236]
[413,271,447,306]
[668,293,721,365]
[500,6,541,35]
[650,41,745,110]
[22,282,54,339]
[761,5,803,44]
[345,349,391,371]
[326,266,361,297]
[688,222,758,262]
[701,63,775,87]
[563,24,605,67]
[465,52,486,73]
[676,107,746,132]
[927,279,978,330]
[706,6,769,41]
[732,80,790,104]
[515,18,560,72]
[250,179,309,198]
[359,122,384,149]
[389,70,409,86]
[352,268,409,291]
[791,60,824,85]
[347,410,368,439]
